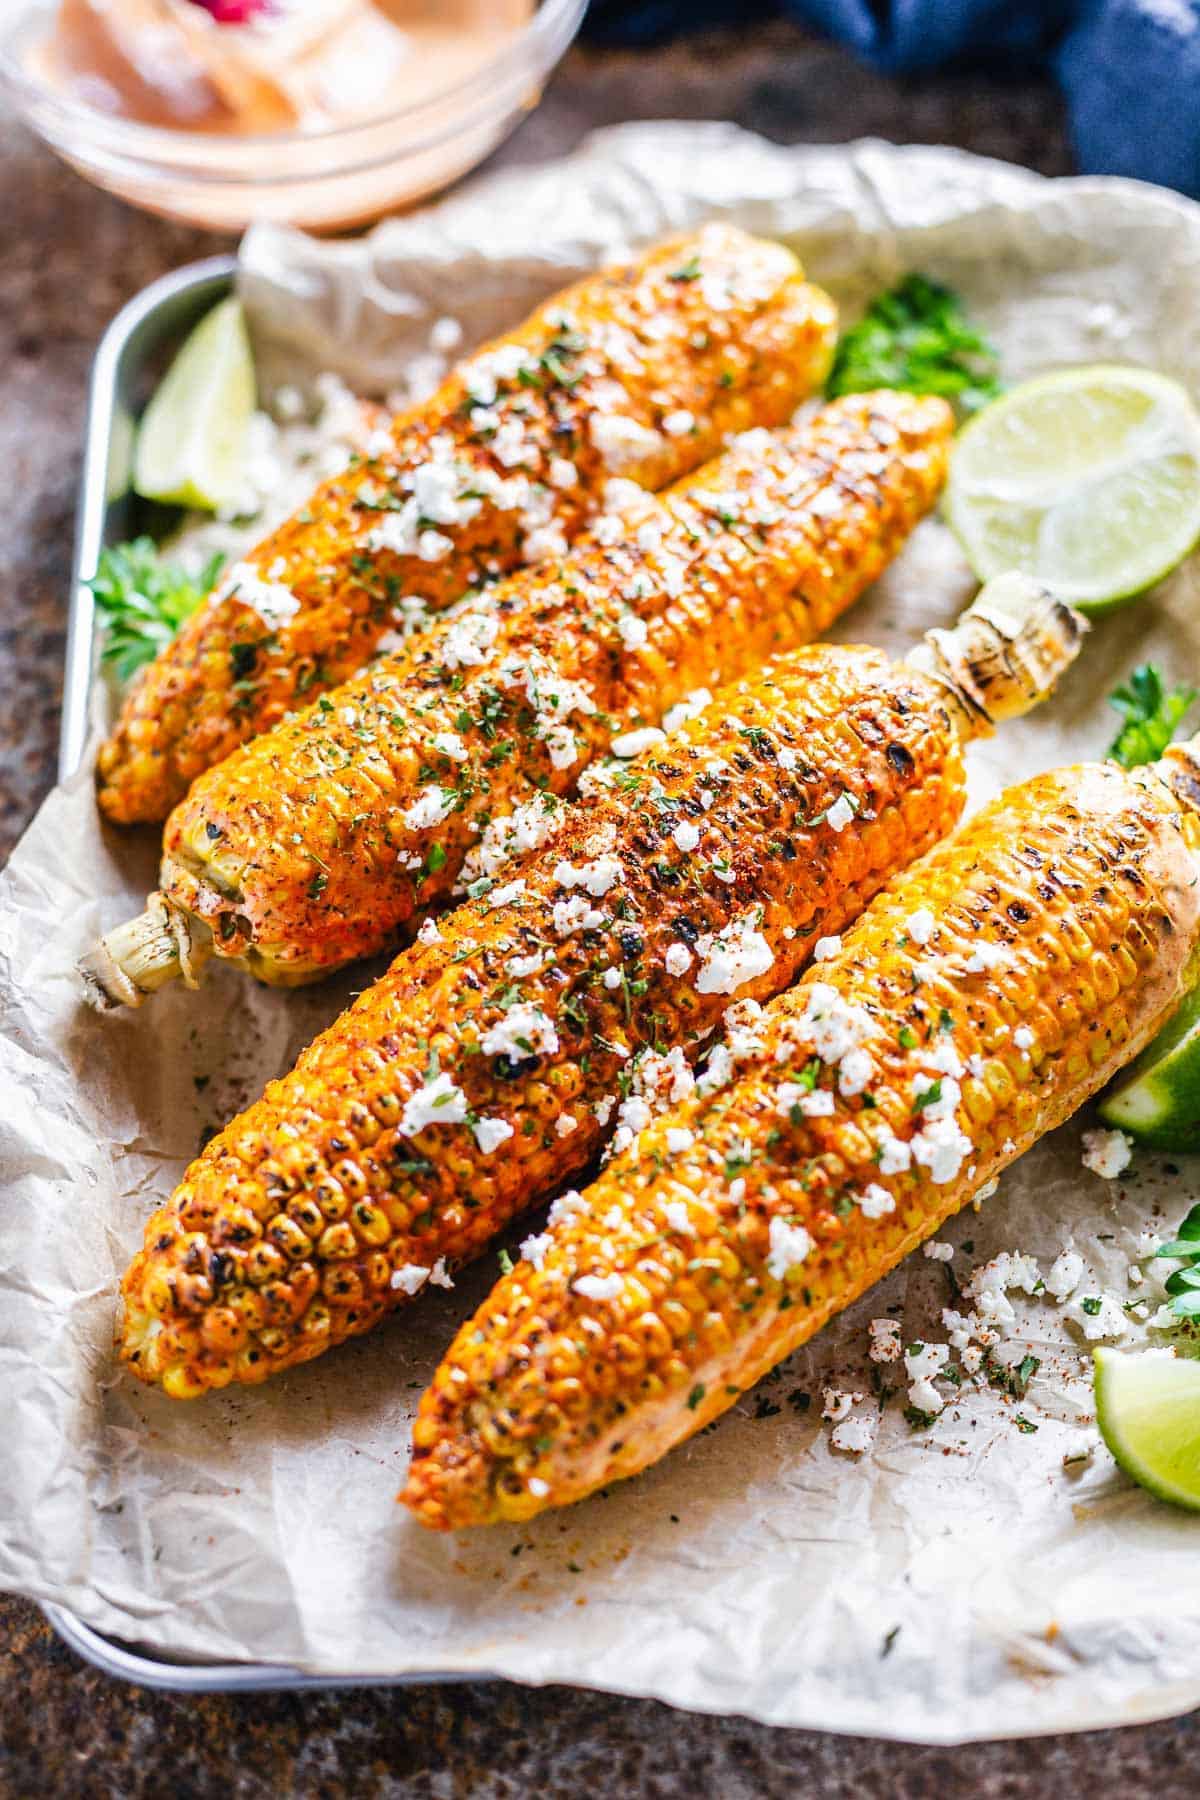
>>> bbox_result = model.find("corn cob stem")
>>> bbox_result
[80,893,213,1010]
[115,576,1082,1398]
[86,392,955,1009]
[404,736,1200,1529]
[97,226,838,825]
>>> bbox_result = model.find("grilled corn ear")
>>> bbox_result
[96,226,838,825]
[116,576,1082,1397]
[85,392,954,1008]
[404,732,1200,1529]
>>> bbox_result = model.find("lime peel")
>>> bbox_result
[1094,1346,1200,1512]
[134,295,256,513]
[945,365,1200,616]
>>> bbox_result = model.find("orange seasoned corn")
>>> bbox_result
[116,576,1082,1396]
[96,225,838,824]
[403,733,1200,1529]
[85,392,954,1008]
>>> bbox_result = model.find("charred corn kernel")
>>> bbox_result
[403,733,1200,1530]
[95,226,838,826]
[116,577,1082,1397]
[86,391,955,1009]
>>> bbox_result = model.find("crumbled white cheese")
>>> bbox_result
[822,1388,862,1424]
[665,1126,695,1155]
[548,456,578,490]
[399,1071,468,1138]
[825,793,855,833]
[615,612,649,652]
[831,1416,876,1456]
[610,725,666,759]
[602,967,623,989]
[838,1047,874,1097]
[416,916,442,946]
[474,1117,515,1155]
[963,941,1009,974]
[904,1341,950,1416]
[673,821,701,852]
[1065,1291,1129,1341]
[859,1184,896,1220]
[589,411,664,471]
[775,1082,834,1119]
[548,1188,587,1227]
[868,1318,902,1363]
[403,785,456,832]
[556,1113,579,1139]
[664,942,693,977]
[594,1096,616,1128]
[906,908,936,946]
[662,1200,695,1236]
[437,610,501,670]
[910,1114,973,1185]
[695,910,775,996]
[1045,1249,1084,1302]
[781,981,872,1066]
[224,561,300,629]
[429,729,468,763]
[480,1003,560,1060]
[923,1240,954,1262]
[813,935,842,962]
[662,689,713,734]
[430,316,463,353]
[1013,1026,1035,1050]
[521,1231,551,1271]
[390,1262,433,1295]
[876,1130,913,1176]
[661,408,695,437]
[487,878,526,912]
[553,854,623,897]
[1081,1127,1133,1180]
[507,952,546,979]
[766,1216,814,1280]
[573,1272,625,1302]
[527,1476,550,1499]
[458,792,565,885]
[552,894,607,937]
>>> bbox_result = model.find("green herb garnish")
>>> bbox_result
[826,274,1001,416]
[1155,1202,1200,1320]
[1106,664,1198,770]
[89,538,223,684]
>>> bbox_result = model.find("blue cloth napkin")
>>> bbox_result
[584,0,1200,199]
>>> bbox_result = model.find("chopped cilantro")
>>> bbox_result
[89,539,224,684]
[1107,663,1197,770]
[826,274,1001,416]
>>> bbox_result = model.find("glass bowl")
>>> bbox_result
[0,0,586,232]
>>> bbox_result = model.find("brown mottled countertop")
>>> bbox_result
[1,20,1196,1795]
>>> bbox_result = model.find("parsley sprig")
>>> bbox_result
[826,274,1001,416]
[89,538,223,684]
[1155,1202,1200,1321]
[1106,664,1198,770]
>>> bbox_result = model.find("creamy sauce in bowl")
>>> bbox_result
[37,0,534,136]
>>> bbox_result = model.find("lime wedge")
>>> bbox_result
[1094,1346,1200,1511]
[945,366,1200,616]
[1098,986,1200,1151]
[134,296,256,512]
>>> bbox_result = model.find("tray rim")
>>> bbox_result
[50,252,458,1694]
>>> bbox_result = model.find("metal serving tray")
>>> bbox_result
[51,257,462,1694]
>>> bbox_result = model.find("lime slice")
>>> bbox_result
[1098,986,1200,1151]
[134,296,256,512]
[945,366,1200,615]
[1094,1346,1200,1511]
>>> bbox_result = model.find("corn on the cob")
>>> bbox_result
[84,392,955,1010]
[116,575,1081,1397]
[403,730,1200,1529]
[96,226,838,826]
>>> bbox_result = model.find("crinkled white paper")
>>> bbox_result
[3,124,1200,1739]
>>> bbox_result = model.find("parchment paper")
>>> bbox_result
[3,124,1200,1740]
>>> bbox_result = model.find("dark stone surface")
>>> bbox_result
[1,19,1194,1794]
